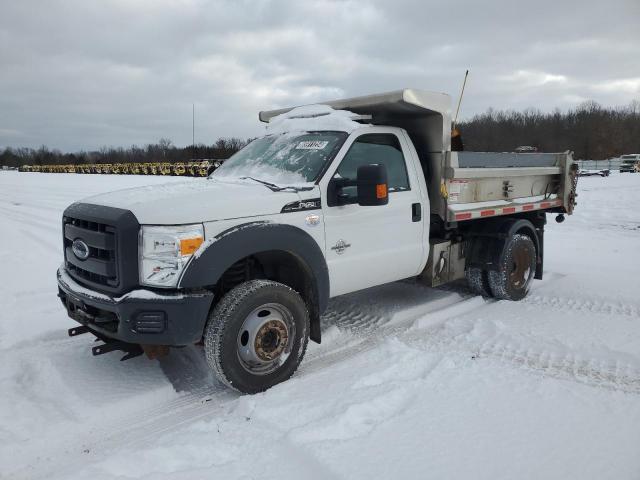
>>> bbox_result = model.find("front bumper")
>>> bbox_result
[57,267,214,346]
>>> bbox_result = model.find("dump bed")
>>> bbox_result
[259,88,578,222]
[444,150,577,224]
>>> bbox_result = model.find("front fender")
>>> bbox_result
[180,222,330,313]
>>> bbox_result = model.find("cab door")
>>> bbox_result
[320,128,426,297]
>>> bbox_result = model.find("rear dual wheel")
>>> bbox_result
[465,266,492,297]
[488,234,536,300]
[466,234,536,301]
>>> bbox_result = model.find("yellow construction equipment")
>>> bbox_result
[18,160,229,175]
[172,162,186,176]
[158,163,172,175]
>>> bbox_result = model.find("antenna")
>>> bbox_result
[453,69,469,130]
[192,103,195,153]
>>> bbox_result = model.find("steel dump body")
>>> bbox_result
[445,151,576,223]
[260,89,577,225]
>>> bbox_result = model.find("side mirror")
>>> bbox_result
[357,164,388,206]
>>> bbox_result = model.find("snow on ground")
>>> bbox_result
[1,170,639,479]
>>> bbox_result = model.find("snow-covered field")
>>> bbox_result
[1,170,639,479]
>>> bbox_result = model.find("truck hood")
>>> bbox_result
[81,179,303,224]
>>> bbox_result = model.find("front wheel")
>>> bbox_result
[204,280,310,394]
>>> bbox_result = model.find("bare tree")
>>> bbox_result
[459,100,640,159]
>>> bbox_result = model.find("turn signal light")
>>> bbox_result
[180,237,204,255]
[376,184,388,199]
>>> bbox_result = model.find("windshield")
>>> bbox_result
[212,131,347,186]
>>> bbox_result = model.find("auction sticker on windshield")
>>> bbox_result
[296,141,329,150]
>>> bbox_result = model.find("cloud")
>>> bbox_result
[499,70,569,88]
[592,78,640,94]
[0,0,638,150]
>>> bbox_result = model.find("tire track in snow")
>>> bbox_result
[303,294,483,373]
[0,183,102,201]
[18,227,60,253]
[22,288,479,480]
[14,275,590,479]
[0,205,60,235]
[522,294,640,319]
[476,342,640,394]
[0,201,60,223]
[0,196,63,213]
[403,323,640,395]
[0,210,59,254]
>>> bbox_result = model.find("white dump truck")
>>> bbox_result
[57,89,578,393]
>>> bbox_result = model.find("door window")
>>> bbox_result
[333,134,409,202]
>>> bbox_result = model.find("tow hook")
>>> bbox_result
[555,214,565,223]
[92,341,143,361]
[67,326,143,361]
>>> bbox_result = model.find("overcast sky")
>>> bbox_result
[1,0,639,151]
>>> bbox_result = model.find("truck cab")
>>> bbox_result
[57,89,577,393]
[304,124,429,297]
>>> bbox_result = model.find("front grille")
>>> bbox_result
[64,216,119,287]
[62,203,140,295]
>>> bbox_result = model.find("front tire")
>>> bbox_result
[204,280,310,394]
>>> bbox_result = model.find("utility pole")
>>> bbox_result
[192,103,195,159]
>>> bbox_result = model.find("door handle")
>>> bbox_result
[412,203,421,222]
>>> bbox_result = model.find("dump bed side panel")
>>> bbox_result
[441,151,577,224]
[457,151,559,168]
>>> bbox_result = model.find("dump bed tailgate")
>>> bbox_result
[444,151,577,223]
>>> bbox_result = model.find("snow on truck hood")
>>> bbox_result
[80,179,302,225]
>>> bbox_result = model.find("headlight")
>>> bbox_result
[139,224,204,287]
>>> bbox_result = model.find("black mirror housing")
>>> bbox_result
[357,164,388,206]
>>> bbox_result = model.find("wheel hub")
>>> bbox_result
[510,244,532,288]
[254,320,289,361]
[236,303,295,375]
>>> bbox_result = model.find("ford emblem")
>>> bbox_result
[72,239,90,260]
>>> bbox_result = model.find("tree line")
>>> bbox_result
[458,100,640,160]
[0,137,247,168]
[2,100,639,167]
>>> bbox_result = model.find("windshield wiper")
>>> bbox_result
[239,176,313,192]
[239,176,285,191]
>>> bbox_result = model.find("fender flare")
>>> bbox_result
[180,222,330,340]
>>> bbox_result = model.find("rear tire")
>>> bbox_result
[465,267,492,297]
[488,234,536,301]
[204,280,309,394]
